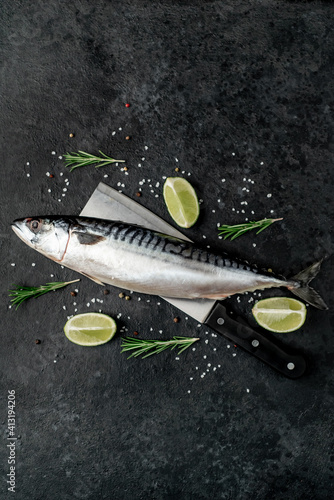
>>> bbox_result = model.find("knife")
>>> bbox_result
[80,182,307,379]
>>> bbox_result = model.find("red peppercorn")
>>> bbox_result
[125,103,130,108]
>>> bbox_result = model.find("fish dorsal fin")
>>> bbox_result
[80,272,105,286]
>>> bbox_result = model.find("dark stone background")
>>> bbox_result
[1,1,334,499]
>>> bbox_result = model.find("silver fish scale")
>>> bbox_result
[76,217,261,275]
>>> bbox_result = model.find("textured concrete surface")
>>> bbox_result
[1,1,334,499]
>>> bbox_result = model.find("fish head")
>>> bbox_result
[11,216,72,262]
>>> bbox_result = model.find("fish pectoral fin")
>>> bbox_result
[74,232,106,245]
[80,272,105,286]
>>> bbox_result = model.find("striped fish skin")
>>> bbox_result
[11,216,327,309]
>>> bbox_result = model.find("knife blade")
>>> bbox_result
[80,182,307,378]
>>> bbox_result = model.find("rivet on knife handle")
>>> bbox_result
[205,302,307,379]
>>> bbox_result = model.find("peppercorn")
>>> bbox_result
[103,289,110,295]
[136,192,141,197]
[134,331,139,336]
[70,291,76,297]
[125,295,131,301]
[125,136,131,140]
[69,133,74,138]
[173,317,180,323]
[175,167,180,172]
[35,339,41,344]
[125,103,130,108]
[123,166,128,171]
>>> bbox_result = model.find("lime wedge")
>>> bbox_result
[252,297,307,333]
[64,312,117,346]
[163,177,200,228]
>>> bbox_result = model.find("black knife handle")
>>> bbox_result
[205,302,307,379]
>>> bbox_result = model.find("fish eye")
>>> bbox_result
[27,219,42,233]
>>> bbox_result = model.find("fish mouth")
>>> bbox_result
[11,221,33,245]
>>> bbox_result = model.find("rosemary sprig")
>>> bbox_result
[218,218,282,241]
[121,336,200,359]
[9,279,80,309]
[63,150,125,172]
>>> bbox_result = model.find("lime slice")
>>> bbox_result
[64,312,117,346]
[252,297,307,333]
[163,177,200,228]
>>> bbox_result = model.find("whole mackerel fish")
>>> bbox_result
[11,216,327,309]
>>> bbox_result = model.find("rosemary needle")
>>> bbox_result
[9,279,80,309]
[121,336,200,359]
[63,150,125,172]
[218,218,282,241]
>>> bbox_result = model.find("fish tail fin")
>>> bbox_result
[290,261,328,310]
